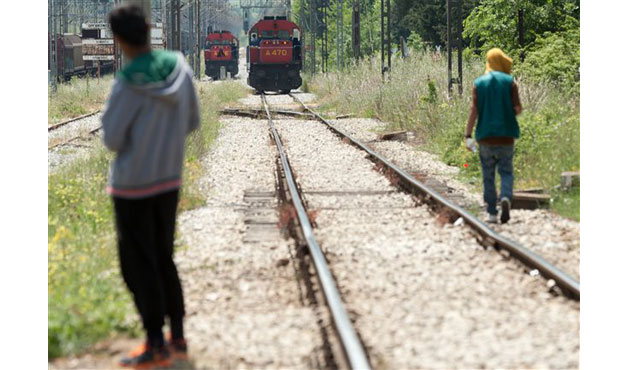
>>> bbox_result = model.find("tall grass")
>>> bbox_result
[48,75,114,124]
[48,80,248,359]
[307,53,580,218]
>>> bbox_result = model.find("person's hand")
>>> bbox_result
[465,137,476,152]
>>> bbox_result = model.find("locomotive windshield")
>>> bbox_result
[277,30,290,39]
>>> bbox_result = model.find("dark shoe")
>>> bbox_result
[500,197,511,224]
[119,343,172,369]
[166,332,188,359]
[170,338,188,359]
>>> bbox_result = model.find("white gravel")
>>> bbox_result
[48,113,103,172]
[238,92,316,110]
[175,116,325,369]
[330,117,581,281]
[273,112,579,369]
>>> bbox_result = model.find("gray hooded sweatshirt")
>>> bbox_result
[101,50,200,199]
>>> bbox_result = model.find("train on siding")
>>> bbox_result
[247,16,302,93]
[204,31,239,80]
[49,34,114,82]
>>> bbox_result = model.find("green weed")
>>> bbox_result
[48,76,114,124]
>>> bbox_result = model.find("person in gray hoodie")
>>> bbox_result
[102,5,199,368]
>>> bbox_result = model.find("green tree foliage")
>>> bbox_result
[393,0,446,47]
[291,0,579,88]
[463,0,579,54]
[517,27,580,87]
[393,0,478,48]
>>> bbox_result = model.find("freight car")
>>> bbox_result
[50,34,114,82]
[204,31,239,80]
[247,16,302,93]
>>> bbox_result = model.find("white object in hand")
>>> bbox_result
[466,137,477,153]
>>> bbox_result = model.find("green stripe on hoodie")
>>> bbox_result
[118,50,178,85]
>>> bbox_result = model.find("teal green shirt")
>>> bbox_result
[474,71,520,141]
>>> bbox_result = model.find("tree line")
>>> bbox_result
[293,0,580,85]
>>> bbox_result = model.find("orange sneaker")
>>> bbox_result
[119,343,172,369]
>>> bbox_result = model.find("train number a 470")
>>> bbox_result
[265,49,288,56]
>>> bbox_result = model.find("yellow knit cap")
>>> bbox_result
[485,48,513,74]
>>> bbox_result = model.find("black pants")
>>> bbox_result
[113,190,185,338]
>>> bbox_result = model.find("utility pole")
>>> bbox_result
[352,0,360,60]
[176,0,181,52]
[170,0,177,50]
[380,0,384,78]
[286,0,291,19]
[195,0,201,78]
[189,1,195,72]
[336,0,343,70]
[446,0,463,96]
[380,0,390,79]
[49,0,58,91]
[518,8,525,62]
[387,0,391,73]
[457,0,462,95]
[300,0,306,72]
[162,0,167,48]
[320,0,328,73]
[310,0,316,75]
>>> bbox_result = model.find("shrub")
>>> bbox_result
[516,28,580,89]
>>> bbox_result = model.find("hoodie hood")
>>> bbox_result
[118,50,185,102]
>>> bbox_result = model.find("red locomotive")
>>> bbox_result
[247,16,302,93]
[204,30,239,80]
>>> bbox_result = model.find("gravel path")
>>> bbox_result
[273,113,579,369]
[175,116,325,369]
[330,117,581,280]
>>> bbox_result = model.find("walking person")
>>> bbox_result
[465,48,523,224]
[102,5,200,367]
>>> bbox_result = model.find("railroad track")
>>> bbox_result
[284,92,580,301]
[48,125,102,150]
[48,110,101,132]
[261,93,372,370]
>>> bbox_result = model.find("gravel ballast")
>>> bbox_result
[330,117,581,280]
[175,116,325,369]
[273,111,579,369]
[48,113,103,172]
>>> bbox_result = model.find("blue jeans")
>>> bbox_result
[479,144,514,215]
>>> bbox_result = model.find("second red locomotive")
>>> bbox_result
[247,16,302,93]
[204,30,239,80]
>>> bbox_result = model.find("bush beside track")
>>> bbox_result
[48,80,248,359]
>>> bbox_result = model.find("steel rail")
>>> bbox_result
[48,110,101,132]
[261,94,372,370]
[289,93,580,301]
[48,125,102,150]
